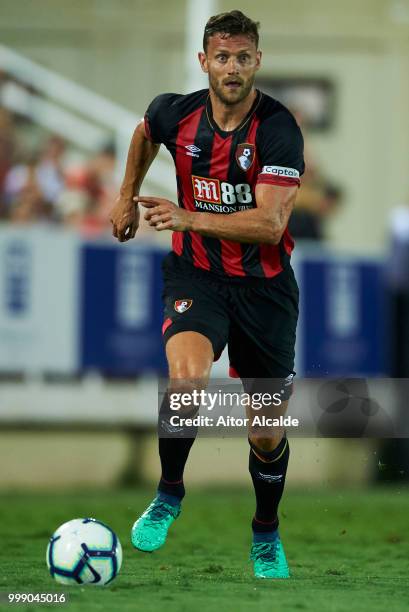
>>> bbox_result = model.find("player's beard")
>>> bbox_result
[209,72,255,106]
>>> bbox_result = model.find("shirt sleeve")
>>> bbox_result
[256,110,305,188]
[144,93,179,145]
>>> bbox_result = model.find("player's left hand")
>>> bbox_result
[135,196,192,232]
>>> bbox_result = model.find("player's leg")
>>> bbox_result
[132,256,229,552]
[132,330,213,552]
[246,392,291,579]
[157,267,228,504]
[242,369,292,578]
[228,270,298,577]
[158,331,214,500]
[246,393,290,533]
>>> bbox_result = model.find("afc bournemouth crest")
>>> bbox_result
[236,143,255,171]
[174,299,193,313]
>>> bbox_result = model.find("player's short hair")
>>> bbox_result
[203,10,260,52]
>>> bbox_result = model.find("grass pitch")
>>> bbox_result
[0,487,408,611]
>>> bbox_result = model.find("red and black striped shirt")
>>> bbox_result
[144,89,304,280]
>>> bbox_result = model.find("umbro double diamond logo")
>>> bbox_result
[185,144,201,158]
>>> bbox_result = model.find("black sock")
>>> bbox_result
[249,436,290,534]
[157,393,198,500]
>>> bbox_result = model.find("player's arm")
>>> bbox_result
[110,121,160,242]
[189,183,297,244]
[137,183,298,245]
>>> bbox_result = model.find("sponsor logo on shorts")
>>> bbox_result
[192,175,221,204]
[235,143,255,171]
[174,299,193,313]
[260,165,300,179]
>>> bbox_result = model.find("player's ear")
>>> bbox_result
[198,51,208,73]
[255,50,262,71]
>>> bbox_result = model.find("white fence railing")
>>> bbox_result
[0,45,175,194]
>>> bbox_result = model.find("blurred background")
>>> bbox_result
[1,0,409,493]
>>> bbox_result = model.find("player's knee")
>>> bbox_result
[168,358,211,383]
[249,432,284,453]
[167,378,206,418]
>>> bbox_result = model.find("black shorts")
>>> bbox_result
[161,252,299,387]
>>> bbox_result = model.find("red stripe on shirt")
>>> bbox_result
[172,231,183,255]
[282,227,294,255]
[172,177,184,255]
[209,132,245,277]
[259,243,283,278]
[175,106,210,270]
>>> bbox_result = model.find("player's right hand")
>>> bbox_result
[110,197,140,242]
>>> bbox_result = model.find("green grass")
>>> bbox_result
[0,487,409,611]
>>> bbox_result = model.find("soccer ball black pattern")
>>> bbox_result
[46,518,122,586]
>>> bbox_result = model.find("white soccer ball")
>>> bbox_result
[46,518,122,586]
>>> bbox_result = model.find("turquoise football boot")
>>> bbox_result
[131,495,181,552]
[250,533,290,579]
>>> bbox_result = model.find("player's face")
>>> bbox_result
[199,34,261,106]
